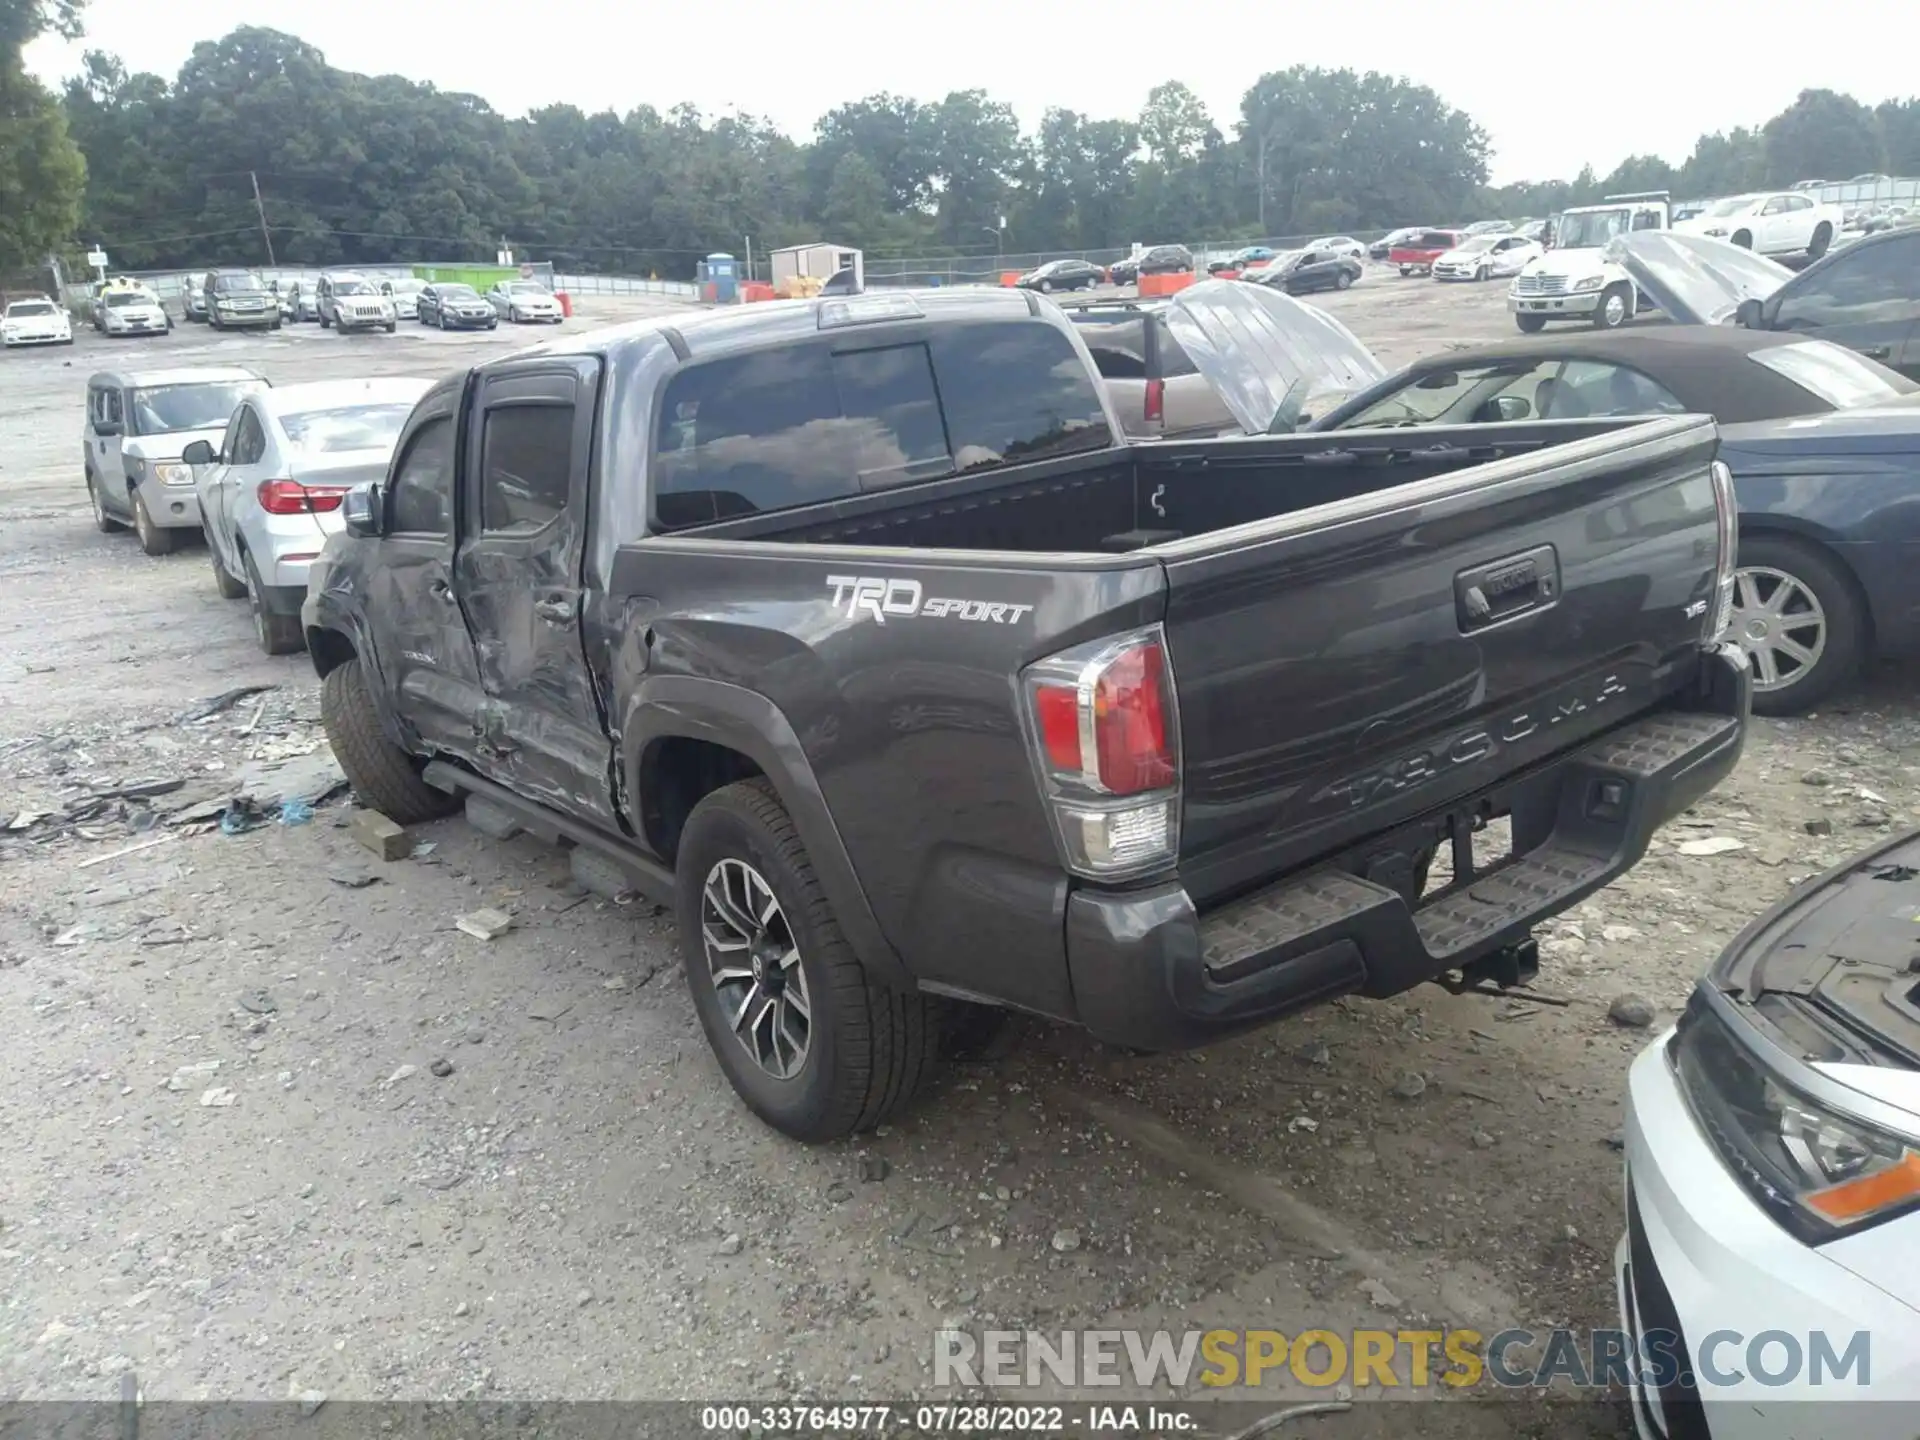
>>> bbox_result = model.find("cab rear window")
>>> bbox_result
[651,321,1112,531]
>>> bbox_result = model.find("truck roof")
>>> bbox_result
[495,288,1049,371]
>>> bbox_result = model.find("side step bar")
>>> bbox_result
[420,760,677,909]
[1196,709,1741,997]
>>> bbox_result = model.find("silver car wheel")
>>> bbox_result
[1730,565,1827,692]
[701,857,811,1080]
[1602,290,1628,326]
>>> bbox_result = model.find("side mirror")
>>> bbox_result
[343,482,385,539]
[1734,298,1765,330]
[93,417,123,437]
[1492,395,1532,422]
[181,439,216,466]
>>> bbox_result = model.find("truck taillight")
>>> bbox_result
[1022,627,1180,880]
[258,479,350,515]
[1707,459,1738,642]
[1144,377,1165,425]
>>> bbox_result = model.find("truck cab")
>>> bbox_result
[1509,191,1670,333]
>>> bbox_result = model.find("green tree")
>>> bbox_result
[1762,89,1883,184]
[925,89,1021,247]
[0,64,86,275]
[1675,128,1766,197]
[1138,81,1211,167]
[1876,99,1920,175]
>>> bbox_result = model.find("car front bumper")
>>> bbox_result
[1616,1034,1920,1439]
[212,307,277,327]
[138,482,205,531]
[334,310,393,330]
[441,311,496,328]
[2,329,70,346]
[1064,645,1749,1052]
[1509,289,1605,316]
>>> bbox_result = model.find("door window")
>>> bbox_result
[217,408,246,463]
[480,404,574,535]
[1773,236,1920,329]
[388,417,455,535]
[1761,196,1789,215]
[1552,360,1686,417]
[103,390,122,427]
[231,408,267,466]
[1332,359,1561,428]
[1074,316,1150,379]
[927,321,1111,473]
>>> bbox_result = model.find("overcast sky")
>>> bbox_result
[25,0,1914,186]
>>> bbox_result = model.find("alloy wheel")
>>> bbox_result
[700,857,811,1080]
[1730,565,1826,692]
[1602,291,1628,326]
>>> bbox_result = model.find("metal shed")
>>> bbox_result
[769,242,863,293]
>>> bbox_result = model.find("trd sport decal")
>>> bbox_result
[826,576,1034,626]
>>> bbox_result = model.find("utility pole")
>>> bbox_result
[249,171,276,266]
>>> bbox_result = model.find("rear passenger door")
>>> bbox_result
[453,356,616,828]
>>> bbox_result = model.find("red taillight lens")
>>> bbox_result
[1144,377,1165,424]
[257,480,350,515]
[1035,684,1083,773]
[1093,642,1174,794]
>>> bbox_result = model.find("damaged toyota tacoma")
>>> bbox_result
[303,282,1751,1141]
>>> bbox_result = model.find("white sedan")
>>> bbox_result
[1674,191,1846,261]
[488,280,563,324]
[1304,235,1367,260]
[1618,834,1920,1439]
[1431,234,1542,282]
[381,277,427,319]
[2,296,73,347]
[184,377,432,655]
[98,289,173,337]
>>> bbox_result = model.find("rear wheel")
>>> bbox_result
[1591,283,1632,329]
[321,656,459,824]
[1399,264,1412,276]
[1731,230,1753,249]
[243,551,304,655]
[1335,269,1353,290]
[208,536,247,598]
[1732,534,1865,717]
[1038,280,1053,294]
[1514,313,1547,333]
[87,474,127,533]
[1808,223,1833,259]
[677,778,941,1141]
[132,490,177,555]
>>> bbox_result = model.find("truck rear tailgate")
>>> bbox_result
[1156,415,1730,915]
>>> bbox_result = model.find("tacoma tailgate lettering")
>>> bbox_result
[826,575,1034,626]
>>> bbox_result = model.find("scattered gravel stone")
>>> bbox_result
[1608,994,1655,1028]
[575,1289,594,1307]
[717,1234,744,1256]
[1801,769,1832,787]
[1358,1278,1401,1311]
[1050,1228,1082,1253]
[1471,1130,1497,1149]
[824,1181,853,1204]
[386,1064,417,1084]
[1606,1128,1627,1151]
[1390,1072,1427,1100]
[428,1058,453,1078]
[1295,1041,1332,1068]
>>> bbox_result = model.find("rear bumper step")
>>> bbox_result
[1064,646,1748,1051]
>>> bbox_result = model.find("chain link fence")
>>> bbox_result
[860,231,1399,286]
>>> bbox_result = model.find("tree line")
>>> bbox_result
[5,0,1920,282]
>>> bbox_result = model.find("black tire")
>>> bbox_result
[1735,534,1866,718]
[131,490,178,555]
[1475,264,1490,282]
[1335,269,1353,290]
[1399,265,1412,276]
[677,778,940,1141]
[242,551,304,656]
[1731,230,1753,250]
[1808,223,1833,259]
[487,320,497,330]
[1514,313,1547,333]
[385,321,396,333]
[208,536,247,598]
[320,310,332,329]
[87,474,127,533]
[1590,283,1632,330]
[1038,279,1053,294]
[321,656,458,824]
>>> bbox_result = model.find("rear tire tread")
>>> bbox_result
[321,657,459,825]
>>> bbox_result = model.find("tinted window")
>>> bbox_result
[1074,316,1149,379]
[130,381,267,435]
[9,300,56,316]
[927,322,1111,473]
[1554,360,1685,418]
[481,404,574,534]
[1750,340,1913,409]
[281,403,416,456]
[232,408,267,466]
[389,418,454,534]
[1774,237,1920,329]
[653,341,954,528]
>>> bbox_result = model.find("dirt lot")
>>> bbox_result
[2,275,1915,1434]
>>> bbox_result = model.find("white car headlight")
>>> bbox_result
[155,463,193,486]
[1573,276,1605,292]
[1673,996,1920,1242]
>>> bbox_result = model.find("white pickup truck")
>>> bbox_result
[1507,191,1670,333]
[1672,190,1844,262]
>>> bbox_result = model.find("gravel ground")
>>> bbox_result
[3,277,1914,1433]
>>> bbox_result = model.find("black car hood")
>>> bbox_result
[1712,828,1920,1090]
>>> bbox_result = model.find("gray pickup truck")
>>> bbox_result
[303,282,1750,1141]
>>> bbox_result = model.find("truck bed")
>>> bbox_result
[609,414,1736,1033]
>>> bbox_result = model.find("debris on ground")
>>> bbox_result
[428,1058,454,1078]
[1677,835,1745,857]
[1390,1072,1427,1100]
[455,907,515,941]
[352,811,411,861]
[1607,994,1655,1028]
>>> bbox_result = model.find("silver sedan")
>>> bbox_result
[186,377,433,654]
